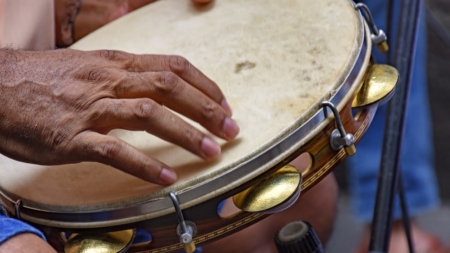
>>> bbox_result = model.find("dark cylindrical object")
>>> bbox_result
[369,0,421,252]
[275,221,323,253]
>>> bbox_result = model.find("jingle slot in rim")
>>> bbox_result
[232,165,302,213]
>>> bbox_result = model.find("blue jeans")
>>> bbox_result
[346,0,440,222]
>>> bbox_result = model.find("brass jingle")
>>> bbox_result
[377,41,389,53]
[352,64,399,108]
[65,229,135,253]
[232,165,302,213]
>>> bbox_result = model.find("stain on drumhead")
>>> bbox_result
[235,61,256,74]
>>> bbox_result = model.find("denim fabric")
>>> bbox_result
[0,212,46,244]
[346,0,440,222]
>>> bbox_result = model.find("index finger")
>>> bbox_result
[130,54,233,115]
[75,131,177,185]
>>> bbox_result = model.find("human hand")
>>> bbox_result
[0,48,237,185]
[59,0,212,46]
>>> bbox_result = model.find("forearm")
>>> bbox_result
[54,0,130,46]
[54,0,82,47]
[68,0,208,44]
[72,1,117,42]
[72,0,158,43]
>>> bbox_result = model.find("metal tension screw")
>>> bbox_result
[321,101,356,156]
[355,3,389,53]
[169,192,197,253]
[14,199,22,220]
[180,232,193,244]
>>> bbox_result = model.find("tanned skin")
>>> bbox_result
[0,48,238,184]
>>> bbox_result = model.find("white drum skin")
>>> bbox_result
[0,0,368,228]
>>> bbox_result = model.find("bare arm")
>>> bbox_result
[53,0,214,47]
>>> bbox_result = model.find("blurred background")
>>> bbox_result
[326,0,450,252]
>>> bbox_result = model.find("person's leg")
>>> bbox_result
[348,1,442,252]
[355,220,449,253]
[349,0,440,223]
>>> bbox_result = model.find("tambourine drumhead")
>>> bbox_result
[0,0,364,217]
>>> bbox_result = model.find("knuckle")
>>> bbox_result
[88,109,103,123]
[80,140,96,158]
[44,127,69,149]
[201,100,219,120]
[98,50,127,62]
[51,132,67,147]
[134,100,157,120]
[95,140,123,160]
[80,68,110,83]
[168,55,190,74]
[184,126,200,144]
[123,54,139,72]
[110,72,128,97]
[133,161,149,178]
[87,70,103,82]
[155,72,179,94]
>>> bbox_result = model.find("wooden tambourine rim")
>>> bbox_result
[0,1,369,228]
[35,75,378,253]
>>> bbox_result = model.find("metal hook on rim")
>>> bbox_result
[355,3,389,53]
[169,192,197,253]
[321,101,356,156]
[14,199,22,220]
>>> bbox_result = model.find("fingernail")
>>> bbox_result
[160,168,177,184]
[221,99,233,116]
[201,137,221,158]
[222,118,240,139]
